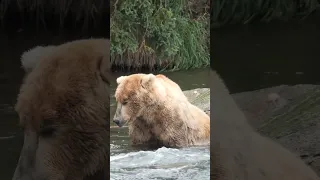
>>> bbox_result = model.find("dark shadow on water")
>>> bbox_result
[211,11,320,93]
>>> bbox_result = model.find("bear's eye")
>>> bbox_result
[19,125,25,132]
[122,101,128,105]
[39,120,56,137]
[39,126,56,137]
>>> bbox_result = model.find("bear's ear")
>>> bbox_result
[97,38,112,85]
[98,55,112,85]
[116,76,127,84]
[21,45,55,74]
[141,74,167,98]
[140,74,156,89]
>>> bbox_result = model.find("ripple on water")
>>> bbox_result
[110,146,210,180]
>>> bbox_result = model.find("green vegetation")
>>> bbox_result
[211,0,320,28]
[111,0,210,71]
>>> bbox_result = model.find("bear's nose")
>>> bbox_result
[113,119,121,127]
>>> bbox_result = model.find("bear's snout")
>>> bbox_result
[113,119,124,127]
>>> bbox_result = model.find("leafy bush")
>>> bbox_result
[111,0,209,71]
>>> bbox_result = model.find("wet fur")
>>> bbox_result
[114,73,210,148]
[211,70,319,180]
[113,74,188,147]
[13,39,111,180]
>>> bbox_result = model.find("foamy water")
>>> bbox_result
[110,127,210,180]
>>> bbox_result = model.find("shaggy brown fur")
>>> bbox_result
[113,74,189,147]
[12,39,111,180]
[114,73,210,148]
[211,70,319,180]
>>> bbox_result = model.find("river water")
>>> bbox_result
[110,68,211,180]
[212,12,320,93]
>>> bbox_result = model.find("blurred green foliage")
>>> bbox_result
[111,0,209,71]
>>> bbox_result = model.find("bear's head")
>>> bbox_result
[12,39,110,180]
[114,73,166,127]
[20,45,56,74]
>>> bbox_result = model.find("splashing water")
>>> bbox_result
[110,127,210,180]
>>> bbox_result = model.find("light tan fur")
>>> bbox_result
[211,70,319,180]
[12,38,111,180]
[155,74,188,102]
[113,74,189,146]
[114,73,210,148]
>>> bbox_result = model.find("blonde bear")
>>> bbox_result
[114,73,210,148]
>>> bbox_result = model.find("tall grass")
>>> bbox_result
[211,0,320,28]
[111,0,210,71]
